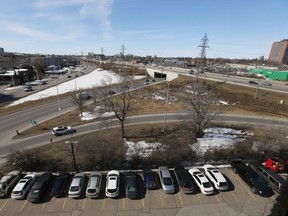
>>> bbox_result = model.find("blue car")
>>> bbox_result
[143,170,158,190]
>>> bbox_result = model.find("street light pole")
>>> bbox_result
[162,81,169,132]
[65,141,78,172]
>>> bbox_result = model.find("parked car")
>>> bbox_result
[105,170,120,198]
[188,168,214,195]
[51,172,70,198]
[261,82,272,86]
[27,172,52,203]
[158,166,175,194]
[108,90,116,95]
[125,172,138,199]
[173,165,194,194]
[248,80,258,85]
[11,174,37,199]
[252,164,287,194]
[24,86,33,92]
[230,159,273,197]
[52,126,75,136]
[143,169,158,190]
[203,164,229,191]
[0,171,21,198]
[86,171,102,198]
[68,173,85,198]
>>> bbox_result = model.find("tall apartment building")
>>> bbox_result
[268,39,288,65]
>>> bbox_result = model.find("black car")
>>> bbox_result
[249,80,258,85]
[125,172,138,199]
[230,159,273,197]
[27,172,52,203]
[143,169,158,190]
[174,165,194,194]
[51,172,70,198]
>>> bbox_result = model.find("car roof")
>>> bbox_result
[107,170,119,176]
[13,174,35,190]
[159,166,171,177]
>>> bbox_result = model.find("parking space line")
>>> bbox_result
[215,195,220,203]
[42,203,46,209]
[20,200,28,212]
[102,199,105,209]
[232,172,257,201]
[122,199,125,209]
[141,199,145,208]
[178,193,183,205]
[62,198,67,209]
[82,199,86,209]
[159,191,164,206]
[197,194,203,204]
[231,192,240,202]
[0,199,9,212]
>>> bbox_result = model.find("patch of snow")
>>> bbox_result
[192,127,253,155]
[81,106,114,121]
[124,140,166,160]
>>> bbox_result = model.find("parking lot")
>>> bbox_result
[0,168,277,216]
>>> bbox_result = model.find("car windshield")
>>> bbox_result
[203,182,211,188]
[70,186,79,192]
[87,189,96,193]
[127,186,136,192]
[163,177,172,185]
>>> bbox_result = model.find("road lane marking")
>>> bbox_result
[141,199,145,208]
[0,199,9,212]
[178,193,184,205]
[102,199,105,209]
[232,172,257,201]
[62,198,67,209]
[20,200,28,212]
[232,192,240,202]
[197,194,203,204]
[159,191,164,206]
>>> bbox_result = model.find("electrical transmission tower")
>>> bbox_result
[197,33,210,67]
[120,44,126,59]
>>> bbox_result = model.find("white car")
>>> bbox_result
[52,126,74,136]
[68,173,85,198]
[0,171,21,198]
[203,164,229,191]
[11,174,36,199]
[86,171,102,198]
[105,170,120,198]
[188,168,214,195]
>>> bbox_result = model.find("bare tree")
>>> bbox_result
[71,91,85,117]
[100,77,140,139]
[180,79,221,138]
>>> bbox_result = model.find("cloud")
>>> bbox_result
[0,20,80,41]
[33,0,114,39]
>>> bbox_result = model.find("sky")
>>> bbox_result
[0,0,287,59]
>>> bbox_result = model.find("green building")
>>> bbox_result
[250,68,288,81]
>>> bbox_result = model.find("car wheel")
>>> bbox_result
[232,168,238,174]
[251,187,257,194]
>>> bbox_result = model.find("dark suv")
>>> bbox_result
[27,172,52,203]
[174,165,194,194]
[230,159,273,197]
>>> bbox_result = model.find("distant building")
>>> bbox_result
[44,55,64,67]
[0,47,4,54]
[268,39,288,65]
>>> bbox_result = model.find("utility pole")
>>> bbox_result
[65,141,78,172]
[197,33,210,67]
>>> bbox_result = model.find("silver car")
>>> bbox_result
[68,173,85,198]
[86,171,102,198]
[0,171,21,198]
[158,166,175,194]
